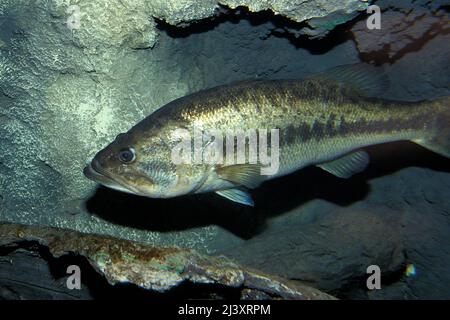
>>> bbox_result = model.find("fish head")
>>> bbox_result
[84,127,207,198]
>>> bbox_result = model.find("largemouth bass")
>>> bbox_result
[84,64,450,206]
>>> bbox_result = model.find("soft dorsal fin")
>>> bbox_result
[216,164,263,188]
[317,150,369,178]
[309,63,390,97]
[215,189,254,206]
[231,78,262,86]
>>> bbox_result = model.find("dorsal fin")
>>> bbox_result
[309,63,390,97]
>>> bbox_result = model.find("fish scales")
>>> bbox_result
[166,79,436,177]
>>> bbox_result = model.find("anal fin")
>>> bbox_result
[317,150,369,179]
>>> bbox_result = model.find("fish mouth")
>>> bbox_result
[83,159,138,195]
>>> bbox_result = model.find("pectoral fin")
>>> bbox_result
[215,189,254,206]
[216,164,262,188]
[317,150,369,178]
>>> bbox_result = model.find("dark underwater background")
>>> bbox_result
[0,0,449,299]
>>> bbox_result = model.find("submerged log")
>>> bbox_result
[0,222,335,300]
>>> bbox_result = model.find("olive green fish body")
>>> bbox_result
[145,78,444,179]
[85,64,450,206]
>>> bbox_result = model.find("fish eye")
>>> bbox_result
[118,147,136,163]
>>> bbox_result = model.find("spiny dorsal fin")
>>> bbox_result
[216,164,262,188]
[215,189,254,206]
[317,150,369,179]
[310,63,390,97]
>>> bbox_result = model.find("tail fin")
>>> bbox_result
[414,97,450,158]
